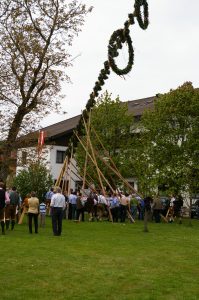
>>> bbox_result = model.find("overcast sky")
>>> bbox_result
[42,0,199,126]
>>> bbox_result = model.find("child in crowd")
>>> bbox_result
[39,200,46,227]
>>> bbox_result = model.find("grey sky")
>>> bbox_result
[42,0,199,126]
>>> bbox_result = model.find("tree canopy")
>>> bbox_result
[13,161,53,201]
[0,0,91,180]
[131,82,199,196]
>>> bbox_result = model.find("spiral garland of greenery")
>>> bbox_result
[108,29,134,76]
[66,0,149,157]
[134,0,149,29]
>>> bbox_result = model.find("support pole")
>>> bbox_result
[92,127,143,198]
[74,132,114,194]
[55,156,68,187]
[74,132,114,222]
[67,146,74,195]
[82,111,91,190]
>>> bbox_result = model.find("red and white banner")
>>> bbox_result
[38,130,45,147]
[38,131,46,158]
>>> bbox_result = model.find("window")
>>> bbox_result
[56,150,66,164]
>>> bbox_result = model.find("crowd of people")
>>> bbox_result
[46,188,185,231]
[0,179,187,236]
[63,190,185,224]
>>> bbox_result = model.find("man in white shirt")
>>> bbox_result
[120,193,130,223]
[50,187,66,236]
[68,191,77,220]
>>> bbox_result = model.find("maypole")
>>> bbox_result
[82,111,91,191]
[66,0,149,158]
[57,0,149,196]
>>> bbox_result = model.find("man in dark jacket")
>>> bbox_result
[152,196,163,223]
[0,182,8,235]
[5,187,20,230]
[173,195,183,223]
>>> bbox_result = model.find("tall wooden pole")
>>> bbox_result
[55,155,68,187]
[74,132,115,194]
[70,159,100,192]
[92,126,143,198]
[82,111,91,190]
[82,115,106,196]
[75,131,114,222]
[67,145,73,195]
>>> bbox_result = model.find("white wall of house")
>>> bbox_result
[16,145,79,191]
[49,145,67,180]
[16,146,51,174]
[48,146,80,191]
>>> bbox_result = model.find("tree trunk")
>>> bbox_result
[0,143,16,183]
[0,162,9,182]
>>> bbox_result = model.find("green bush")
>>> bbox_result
[14,162,53,201]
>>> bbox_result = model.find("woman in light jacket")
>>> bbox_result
[28,191,39,234]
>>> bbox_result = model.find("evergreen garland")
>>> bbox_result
[66,0,149,157]
[134,0,149,30]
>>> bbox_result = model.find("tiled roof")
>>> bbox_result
[43,114,81,138]
[42,96,155,138]
[127,96,155,116]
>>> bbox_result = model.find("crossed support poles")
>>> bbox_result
[55,110,140,224]
[74,112,140,223]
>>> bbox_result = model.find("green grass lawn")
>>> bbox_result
[0,217,199,300]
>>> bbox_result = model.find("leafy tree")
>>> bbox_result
[75,92,134,191]
[13,161,53,201]
[131,82,199,202]
[0,0,91,180]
